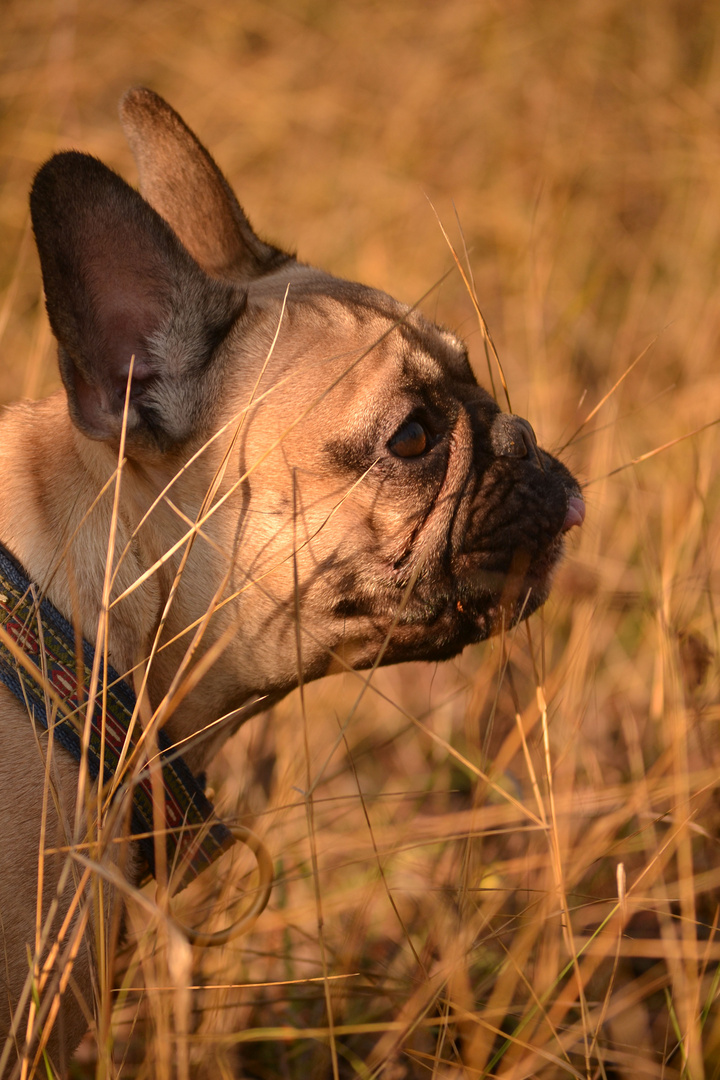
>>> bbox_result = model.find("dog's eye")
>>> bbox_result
[389,420,428,458]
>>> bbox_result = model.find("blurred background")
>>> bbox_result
[2,1,720,1077]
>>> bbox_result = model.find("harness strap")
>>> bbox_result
[0,541,235,891]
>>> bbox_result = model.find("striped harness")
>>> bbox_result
[0,540,235,891]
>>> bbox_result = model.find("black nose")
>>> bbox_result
[490,413,538,458]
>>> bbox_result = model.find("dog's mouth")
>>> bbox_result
[394,538,560,641]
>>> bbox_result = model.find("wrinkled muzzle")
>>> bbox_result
[399,408,583,641]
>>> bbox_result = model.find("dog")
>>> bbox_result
[0,87,584,1074]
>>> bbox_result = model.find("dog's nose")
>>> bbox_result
[490,413,538,458]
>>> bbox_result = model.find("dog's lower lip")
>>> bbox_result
[562,496,585,532]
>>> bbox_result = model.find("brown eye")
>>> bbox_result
[389,420,428,458]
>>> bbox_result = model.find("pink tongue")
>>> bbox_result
[562,496,585,532]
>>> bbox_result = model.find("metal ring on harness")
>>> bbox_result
[158,824,274,947]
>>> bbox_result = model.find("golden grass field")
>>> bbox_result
[1,1,720,1077]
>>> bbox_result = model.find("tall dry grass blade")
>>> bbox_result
[560,333,661,452]
[427,196,512,411]
[292,468,340,1080]
[591,416,720,483]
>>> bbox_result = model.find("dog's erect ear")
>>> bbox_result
[119,87,290,281]
[30,151,246,449]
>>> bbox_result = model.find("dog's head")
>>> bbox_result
[29,88,583,701]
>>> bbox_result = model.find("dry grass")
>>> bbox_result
[1,0,720,1077]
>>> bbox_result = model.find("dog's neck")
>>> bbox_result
[0,392,271,772]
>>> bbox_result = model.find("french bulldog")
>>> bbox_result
[0,87,583,1075]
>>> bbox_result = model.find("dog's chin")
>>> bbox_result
[407,533,565,645]
[327,539,563,672]
[391,579,551,662]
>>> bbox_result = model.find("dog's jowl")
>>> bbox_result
[0,88,584,1073]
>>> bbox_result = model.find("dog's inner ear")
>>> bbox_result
[30,150,244,449]
[120,87,291,281]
